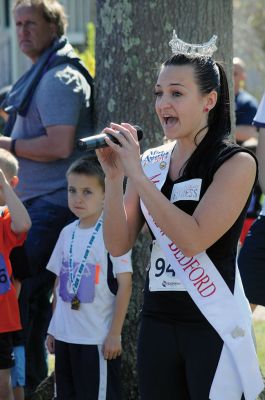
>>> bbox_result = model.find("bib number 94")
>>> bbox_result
[155,257,176,277]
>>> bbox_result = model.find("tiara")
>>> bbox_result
[169,30,218,58]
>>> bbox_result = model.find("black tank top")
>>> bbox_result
[142,142,257,323]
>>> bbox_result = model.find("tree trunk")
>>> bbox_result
[95,0,233,145]
[95,1,233,399]
[28,373,54,400]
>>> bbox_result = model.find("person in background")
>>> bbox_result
[10,245,33,400]
[233,57,258,145]
[0,89,30,400]
[97,32,263,399]
[0,148,31,400]
[11,278,25,400]
[0,0,93,396]
[233,57,261,245]
[46,157,132,400]
[238,92,265,312]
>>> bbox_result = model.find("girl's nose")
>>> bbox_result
[157,95,172,109]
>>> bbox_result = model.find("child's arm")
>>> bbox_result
[46,334,55,354]
[46,277,59,355]
[102,272,132,360]
[0,169,31,233]
[13,278,21,298]
[52,277,59,312]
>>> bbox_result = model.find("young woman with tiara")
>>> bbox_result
[96,32,263,400]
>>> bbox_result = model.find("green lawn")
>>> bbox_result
[254,320,265,375]
[48,354,55,375]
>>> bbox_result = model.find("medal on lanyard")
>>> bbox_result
[69,216,103,311]
[71,295,81,310]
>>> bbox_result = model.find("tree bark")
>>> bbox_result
[95,1,233,399]
[95,0,233,146]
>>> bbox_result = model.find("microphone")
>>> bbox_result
[76,125,143,152]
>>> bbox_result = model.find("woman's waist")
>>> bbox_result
[142,290,209,324]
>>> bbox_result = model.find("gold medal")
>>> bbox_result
[71,296,80,310]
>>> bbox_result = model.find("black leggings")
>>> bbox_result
[137,316,224,400]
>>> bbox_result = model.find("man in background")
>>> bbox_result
[233,57,261,245]
[238,92,265,313]
[233,56,258,145]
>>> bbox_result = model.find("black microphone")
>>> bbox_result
[76,125,143,152]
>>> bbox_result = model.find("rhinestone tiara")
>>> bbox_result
[169,30,218,58]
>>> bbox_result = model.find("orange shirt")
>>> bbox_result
[0,208,26,333]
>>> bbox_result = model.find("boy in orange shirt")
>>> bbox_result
[0,149,31,400]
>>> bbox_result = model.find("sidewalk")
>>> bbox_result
[253,305,265,321]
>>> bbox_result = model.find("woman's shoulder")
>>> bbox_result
[211,140,257,173]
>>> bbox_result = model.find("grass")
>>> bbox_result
[48,354,55,376]
[254,320,265,375]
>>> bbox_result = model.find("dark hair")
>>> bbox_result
[161,54,231,177]
[13,0,68,37]
[66,157,105,192]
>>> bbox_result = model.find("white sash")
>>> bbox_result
[140,142,264,400]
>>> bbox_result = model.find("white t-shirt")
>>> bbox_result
[47,220,132,345]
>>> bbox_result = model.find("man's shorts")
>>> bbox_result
[0,332,14,369]
[11,345,25,387]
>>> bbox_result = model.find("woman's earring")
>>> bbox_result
[204,107,209,112]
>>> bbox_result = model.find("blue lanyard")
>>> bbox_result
[69,215,103,295]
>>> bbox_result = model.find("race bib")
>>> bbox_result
[170,178,202,203]
[149,241,186,292]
